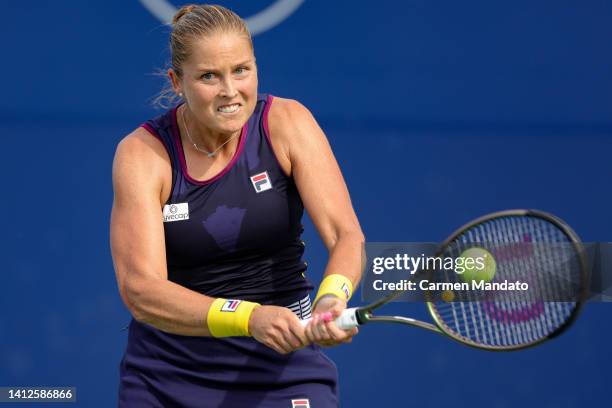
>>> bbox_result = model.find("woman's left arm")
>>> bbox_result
[267,97,365,346]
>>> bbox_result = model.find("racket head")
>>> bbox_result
[425,209,588,351]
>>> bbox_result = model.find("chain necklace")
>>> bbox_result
[181,106,239,158]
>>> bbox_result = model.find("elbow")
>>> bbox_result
[355,229,366,245]
[348,229,365,248]
[122,277,152,323]
[127,304,149,324]
[328,227,365,249]
[345,226,365,243]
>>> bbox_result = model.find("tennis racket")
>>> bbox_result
[304,209,589,351]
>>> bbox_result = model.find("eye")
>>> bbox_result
[201,72,215,80]
[235,66,248,75]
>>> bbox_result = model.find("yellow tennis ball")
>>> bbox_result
[458,247,496,283]
[441,290,455,302]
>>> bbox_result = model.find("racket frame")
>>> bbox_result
[354,209,589,351]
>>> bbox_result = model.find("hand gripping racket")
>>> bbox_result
[305,209,589,351]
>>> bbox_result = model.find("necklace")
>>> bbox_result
[181,106,239,158]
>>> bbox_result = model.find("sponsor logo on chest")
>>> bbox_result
[250,171,273,193]
[162,203,189,222]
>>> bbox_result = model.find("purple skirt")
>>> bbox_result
[118,311,338,407]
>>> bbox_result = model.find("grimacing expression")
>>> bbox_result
[172,32,258,136]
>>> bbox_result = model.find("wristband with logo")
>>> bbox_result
[207,298,260,337]
[313,274,353,307]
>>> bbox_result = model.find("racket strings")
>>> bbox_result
[430,215,581,348]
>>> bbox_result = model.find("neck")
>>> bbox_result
[180,105,241,156]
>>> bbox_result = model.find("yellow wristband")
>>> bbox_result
[314,274,353,306]
[207,298,260,337]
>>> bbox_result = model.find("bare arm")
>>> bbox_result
[268,98,365,344]
[111,128,307,352]
[111,128,215,336]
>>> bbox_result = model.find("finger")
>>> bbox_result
[312,315,331,342]
[304,322,314,343]
[325,321,350,342]
[342,327,358,340]
[278,340,294,354]
[272,319,298,353]
[315,318,336,342]
[278,312,304,349]
[308,314,322,342]
[268,323,294,354]
[282,327,305,350]
[284,311,309,347]
[311,314,326,340]
[289,321,309,347]
[304,314,319,343]
[318,320,358,346]
[278,332,297,354]
[267,337,289,355]
[340,327,358,344]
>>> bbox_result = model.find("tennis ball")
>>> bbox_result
[441,290,455,302]
[458,247,496,283]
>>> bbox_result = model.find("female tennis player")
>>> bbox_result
[110,4,364,407]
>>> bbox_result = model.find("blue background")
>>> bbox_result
[1,1,610,406]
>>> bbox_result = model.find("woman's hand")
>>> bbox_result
[304,296,358,347]
[249,305,309,354]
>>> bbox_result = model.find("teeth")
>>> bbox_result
[218,104,240,113]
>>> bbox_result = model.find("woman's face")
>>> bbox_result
[171,32,258,136]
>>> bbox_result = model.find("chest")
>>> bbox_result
[162,165,303,266]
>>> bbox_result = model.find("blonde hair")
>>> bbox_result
[154,4,253,108]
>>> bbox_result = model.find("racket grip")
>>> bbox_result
[300,308,360,330]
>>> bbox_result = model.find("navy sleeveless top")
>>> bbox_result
[142,93,313,304]
[119,95,338,407]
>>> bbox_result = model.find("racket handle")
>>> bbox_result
[300,307,360,330]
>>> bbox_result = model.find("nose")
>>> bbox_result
[219,77,238,98]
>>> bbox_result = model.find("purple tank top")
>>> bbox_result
[119,96,338,406]
[142,94,313,304]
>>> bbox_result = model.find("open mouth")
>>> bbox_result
[217,103,241,114]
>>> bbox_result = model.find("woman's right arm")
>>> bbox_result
[110,128,306,352]
[111,128,216,336]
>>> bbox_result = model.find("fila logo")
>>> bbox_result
[221,300,242,312]
[250,171,273,193]
[341,283,350,299]
[291,399,310,408]
[163,203,189,222]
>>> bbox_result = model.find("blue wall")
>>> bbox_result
[1,1,610,406]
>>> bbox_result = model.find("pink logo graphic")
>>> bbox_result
[484,301,544,324]
[483,233,544,323]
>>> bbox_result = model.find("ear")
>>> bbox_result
[168,68,182,95]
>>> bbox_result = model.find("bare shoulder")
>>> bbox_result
[267,97,326,174]
[268,96,312,119]
[267,97,317,137]
[115,126,168,164]
[113,126,172,205]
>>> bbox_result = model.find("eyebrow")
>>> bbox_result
[196,59,253,72]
